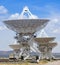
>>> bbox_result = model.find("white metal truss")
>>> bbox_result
[18,6,38,19]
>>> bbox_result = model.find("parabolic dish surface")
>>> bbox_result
[34,37,55,43]
[4,19,49,33]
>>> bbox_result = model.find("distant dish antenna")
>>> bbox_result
[19,6,38,19]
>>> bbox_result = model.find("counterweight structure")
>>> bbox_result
[3,6,57,61]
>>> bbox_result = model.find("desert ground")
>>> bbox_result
[0,60,60,65]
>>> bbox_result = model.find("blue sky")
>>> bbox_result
[0,0,60,52]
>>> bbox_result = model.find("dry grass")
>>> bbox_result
[0,60,54,65]
[0,62,36,65]
[0,60,60,65]
[39,60,48,64]
[0,60,48,65]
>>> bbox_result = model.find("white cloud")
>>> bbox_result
[51,18,59,23]
[0,26,8,31]
[0,6,9,31]
[48,15,60,33]
[9,13,20,19]
[50,15,60,24]
[9,13,38,20]
[52,28,60,34]
[44,5,60,34]
[0,6,8,14]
